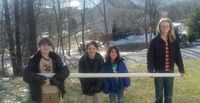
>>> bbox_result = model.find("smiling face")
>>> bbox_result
[110,48,118,62]
[40,44,52,55]
[87,44,97,59]
[160,21,171,36]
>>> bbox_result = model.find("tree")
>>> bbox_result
[145,0,160,41]
[3,0,18,76]
[14,0,22,76]
[187,5,200,35]
[81,0,86,52]
[0,14,7,76]
[112,20,119,40]
[102,0,108,36]
[26,0,37,56]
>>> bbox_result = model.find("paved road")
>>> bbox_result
[122,44,200,64]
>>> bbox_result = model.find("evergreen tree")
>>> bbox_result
[187,5,200,42]
[112,20,119,40]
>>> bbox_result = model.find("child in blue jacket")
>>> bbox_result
[103,45,130,103]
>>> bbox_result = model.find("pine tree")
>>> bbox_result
[187,5,200,42]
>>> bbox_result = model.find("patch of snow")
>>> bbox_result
[112,33,154,45]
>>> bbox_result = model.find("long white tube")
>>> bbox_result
[38,73,181,78]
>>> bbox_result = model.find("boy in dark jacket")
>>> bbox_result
[23,37,69,103]
[79,41,104,103]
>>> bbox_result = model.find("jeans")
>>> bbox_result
[154,77,174,103]
[109,91,124,103]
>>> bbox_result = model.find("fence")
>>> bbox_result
[38,73,182,78]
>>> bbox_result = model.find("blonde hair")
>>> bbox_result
[156,18,176,42]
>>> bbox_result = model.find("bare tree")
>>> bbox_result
[81,0,86,52]
[2,0,18,76]
[0,14,6,76]
[26,0,37,56]
[145,0,160,41]
[67,3,72,56]
[57,0,65,56]
[102,0,108,36]
[14,0,22,75]
[144,0,148,45]
[52,0,65,56]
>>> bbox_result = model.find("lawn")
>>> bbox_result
[0,59,199,103]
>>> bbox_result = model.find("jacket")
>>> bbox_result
[147,35,185,73]
[23,50,70,102]
[103,58,130,94]
[79,52,104,95]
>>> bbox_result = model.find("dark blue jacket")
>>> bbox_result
[103,58,130,94]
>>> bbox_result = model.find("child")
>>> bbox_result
[79,41,104,103]
[147,18,185,103]
[23,37,69,103]
[103,45,130,103]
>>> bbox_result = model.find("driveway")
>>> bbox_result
[121,44,200,64]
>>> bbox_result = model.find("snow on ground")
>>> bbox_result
[112,34,154,45]
[112,35,146,45]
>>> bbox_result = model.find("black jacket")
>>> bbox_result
[147,35,185,73]
[79,52,104,95]
[23,50,70,102]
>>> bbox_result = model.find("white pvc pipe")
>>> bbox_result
[38,73,181,78]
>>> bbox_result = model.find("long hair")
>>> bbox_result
[156,18,176,42]
[105,45,120,64]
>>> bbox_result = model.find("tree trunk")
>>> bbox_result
[81,0,86,52]
[57,0,64,56]
[1,49,6,76]
[26,0,37,56]
[103,0,109,46]
[14,0,22,76]
[68,4,71,56]
[3,0,17,76]
[145,0,148,47]
[74,31,81,54]
[20,0,29,63]
[52,0,59,52]
[103,0,108,35]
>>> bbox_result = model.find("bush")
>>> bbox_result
[179,34,188,44]
[187,34,200,42]
[187,34,196,42]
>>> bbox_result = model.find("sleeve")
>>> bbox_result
[78,58,87,90]
[175,41,185,73]
[50,56,70,85]
[121,62,130,87]
[147,41,156,73]
[102,64,110,94]
[23,59,47,85]
[103,78,110,94]
[96,56,104,89]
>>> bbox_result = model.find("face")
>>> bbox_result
[160,21,170,35]
[110,48,118,61]
[87,44,97,59]
[40,44,52,55]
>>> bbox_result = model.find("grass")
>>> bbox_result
[0,59,200,103]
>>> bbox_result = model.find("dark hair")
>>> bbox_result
[38,37,53,47]
[86,41,99,50]
[105,45,120,63]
